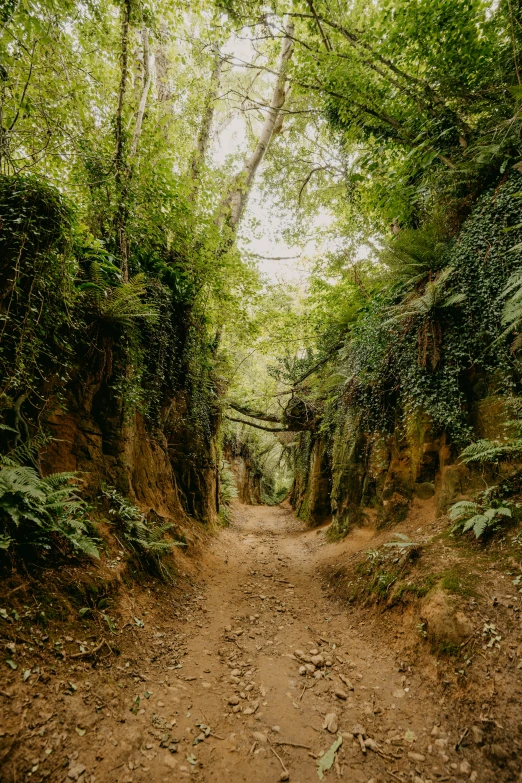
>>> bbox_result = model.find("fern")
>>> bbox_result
[0,431,52,469]
[501,269,522,351]
[0,465,99,557]
[100,485,183,565]
[449,498,512,539]
[459,438,522,464]
[219,460,238,505]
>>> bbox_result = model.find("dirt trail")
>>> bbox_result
[2,503,482,783]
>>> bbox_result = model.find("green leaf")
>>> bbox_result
[6,659,17,670]
[463,514,488,533]
[317,735,343,780]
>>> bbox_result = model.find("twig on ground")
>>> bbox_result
[273,740,311,750]
[455,727,468,750]
[5,584,26,598]
[71,639,110,659]
[268,742,288,773]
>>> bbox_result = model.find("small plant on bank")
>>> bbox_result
[100,486,184,578]
[219,460,238,506]
[0,465,99,558]
[449,497,512,539]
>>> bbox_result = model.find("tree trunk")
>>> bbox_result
[190,46,223,190]
[115,0,131,282]
[129,25,152,160]
[218,19,294,232]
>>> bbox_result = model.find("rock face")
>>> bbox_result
[421,586,473,646]
[225,447,262,505]
[289,433,331,526]
[41,381,219,525]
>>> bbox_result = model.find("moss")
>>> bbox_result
[394,574,438,601]
[438,566,478,597]
[431,640,462,658]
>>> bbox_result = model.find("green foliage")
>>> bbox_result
[0,174,77,399]
[449,498,512,539]
[0,465,99,558]
[100,486,184,577]
[501,264,522,351]
[219,460,238,506]
[459,437,522,464]
[292,0,522,226]
[324,174,522,441]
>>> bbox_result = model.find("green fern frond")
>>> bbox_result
[0,465,98,557]
[460,438,522,463]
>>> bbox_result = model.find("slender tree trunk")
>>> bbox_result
[129,25,152,159]
[190,46,223,192]
[115,0,131,281]
[218,19,295,233]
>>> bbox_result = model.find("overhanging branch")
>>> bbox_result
[225,415,290,433]
[228,402,281,423]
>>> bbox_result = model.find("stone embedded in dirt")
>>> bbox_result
[309,648,319,656]
[339,674,354,690]
[224,625,232,632]
[305,664,315,675]
[408,751,426,762]
[67,764,86,780]
[488,744,509,761]
[364,737,378,751]
[231,669,242,677]
[299,666,306,676]
[421,588,473,646]
[311,654,325,667]
[323,713,338,733]
[471,725,483,745]
[228,695,240,705]
[280,772,290,781]
[272,725,280,733]
[460,760,472,775]
[232,704,242,713]
[325,659,333,667]
[334,689,347,700]
[252,731,268,744]
[313,670,322,679]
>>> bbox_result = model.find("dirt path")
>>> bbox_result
[2,503,481,782]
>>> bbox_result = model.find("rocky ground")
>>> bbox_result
[1,502,521,782]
